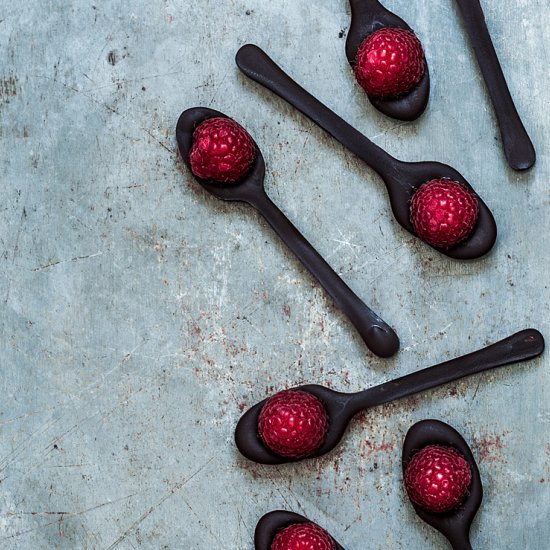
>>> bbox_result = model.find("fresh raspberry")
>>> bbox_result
[258,390,328,458]
[189,117,255,183]
[410,179,479,248]
[404,444,472,513]
[354,27,425,98]
[271,522,335,550]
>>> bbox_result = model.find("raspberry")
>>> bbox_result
[189,117,255,183]
[271,522,335,550]
[354,27,425,98]
[258,390,328,458]
[410,179,479,248]
[404,444,472,513]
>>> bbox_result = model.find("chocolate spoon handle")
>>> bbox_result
[236,44,397,177]
[454,0,535,170]
[450,532,473,550]
[248,189,399,357]
[349,0,385,19]
[348,329,544,413]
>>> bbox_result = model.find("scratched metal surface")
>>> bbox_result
[1,0,549,548]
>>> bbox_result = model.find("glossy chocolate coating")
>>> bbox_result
[454,0,535,171]
[346,0,430,121]
[402,420,482,550]
[176,107,399,358]
[236,44,497,260]
[255,510,345,550]
[235,329,544,464]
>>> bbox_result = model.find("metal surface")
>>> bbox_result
[1,0,548,548]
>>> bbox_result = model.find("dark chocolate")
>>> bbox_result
[235,329,544,464]
[176,107,399,358]
[454,0,535,171]
[255,510,345,550]
[346,0,430,121]
[402,420,482,550]
[235,44,497,260]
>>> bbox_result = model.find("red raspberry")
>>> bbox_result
[271,522,335,550]
[354,27,425,98]
[189,117,255,183]
[410,179,479,248]
[404,445,472,513]
[258,390,328,458]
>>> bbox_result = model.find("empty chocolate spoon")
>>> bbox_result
[403,419,482,550]
[235,329,544,464]
[454,0,535,171]
[255,510,345,550]
[346,0,430,120]
[236,44,497,260]
[176,107,399,358]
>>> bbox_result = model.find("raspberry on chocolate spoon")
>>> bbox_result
[402,420,483,550]
[258,390,329,459]
[235,45,496,260]
[176,106,399,358]
[345,0,430,120]
[255,511,345,550]
[189,117,255,183]
[410,179,479,248]
[235,330,544,464]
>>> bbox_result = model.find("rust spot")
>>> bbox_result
[362,440,394,455]
[473,432,509,463]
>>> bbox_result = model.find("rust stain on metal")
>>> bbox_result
[472,431,510,463]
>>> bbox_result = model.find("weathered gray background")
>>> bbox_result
[1,0,549,548]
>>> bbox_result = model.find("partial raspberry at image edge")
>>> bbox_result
[271,521,336,550]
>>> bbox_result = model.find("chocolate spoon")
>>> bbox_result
[454,0,535,171]
[346,0,430,120]
[235,329,544,464]
[402,419,481,550]
[255,510,345,550]
[176,107,399,358]
[236,44,497,260]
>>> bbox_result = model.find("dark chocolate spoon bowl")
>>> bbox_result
[255,511,345,550]
[403,420,482,550]
[176,107,399,358]
[235,329,544,464]
[346,0,430,120]
[236,44,497,260]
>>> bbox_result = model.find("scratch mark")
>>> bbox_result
[81,70,183,93]
[293,136,310,175]
[4,188,30,304]
[31,252,103,272]
[141,127,175,155]
[29,74,121,115]
[208,69,231,107]
[105,457,215,549]
[1,494,136,540]
[471,378,482,400]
